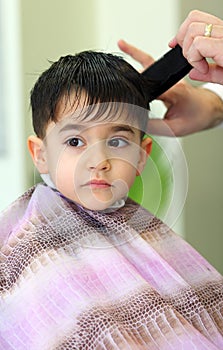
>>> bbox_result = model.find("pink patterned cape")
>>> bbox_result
[0,184,222,349]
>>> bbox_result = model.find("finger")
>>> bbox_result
[147,119,176,137]
[117,39,154,68]
[183,23,223,57]
[175,11,205,47]
[182,22,207,56]
[175,10,223,47]
[168,37,178,48]
[157,81,187,104]
[187,37,223,72]
[148,116,197,137]
[189,64,223,84]
[147,118,189,137]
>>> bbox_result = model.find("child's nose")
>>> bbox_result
[86,142,111,171]
[88,159,111,171]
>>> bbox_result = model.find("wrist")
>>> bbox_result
[198,86,223,129]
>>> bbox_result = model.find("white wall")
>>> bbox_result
[95,0,178,61]
[0,0,25,211]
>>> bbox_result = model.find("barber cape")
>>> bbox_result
[0,184,222,350]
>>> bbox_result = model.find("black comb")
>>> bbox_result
[142,45,192,102]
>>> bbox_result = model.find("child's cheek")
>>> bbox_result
[53,153,77,194]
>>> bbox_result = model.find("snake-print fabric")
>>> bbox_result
[0,184,222,349]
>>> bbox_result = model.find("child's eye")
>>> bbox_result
[107,138,129,148]
[67,137,84,147]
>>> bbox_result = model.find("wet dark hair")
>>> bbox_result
[30,51,150,139]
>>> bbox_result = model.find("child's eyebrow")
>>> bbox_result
[110,125,135,134]
[59,124,136,134]
[59,124,86,133]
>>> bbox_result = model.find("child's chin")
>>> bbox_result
[85,203,111,211]
[81,199,114,212]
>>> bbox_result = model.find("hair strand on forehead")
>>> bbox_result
[30,51,151,139]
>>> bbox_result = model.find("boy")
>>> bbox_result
[0,51,222,349]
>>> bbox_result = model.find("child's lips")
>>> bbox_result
[83,179,112,189]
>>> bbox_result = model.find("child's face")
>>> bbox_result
[28,95,152,211]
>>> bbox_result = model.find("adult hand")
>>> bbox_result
[118,39,223,136]
[118,39,154,70]
[169,10,223,84]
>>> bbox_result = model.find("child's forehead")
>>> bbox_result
[55,98,144,131]
[55,113,140,135]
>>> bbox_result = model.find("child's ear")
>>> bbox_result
[27,135,48,174]
[137,136,152,176]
